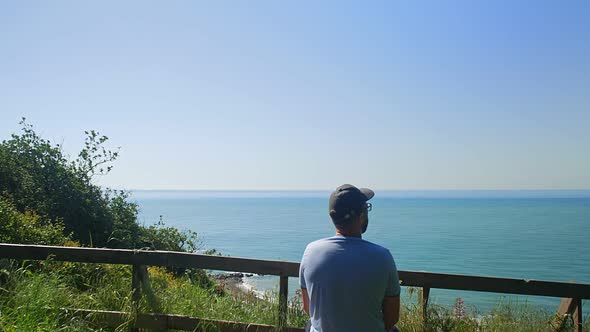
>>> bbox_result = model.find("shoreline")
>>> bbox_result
[208,272,265,299]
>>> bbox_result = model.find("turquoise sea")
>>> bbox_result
[133,190,590,313]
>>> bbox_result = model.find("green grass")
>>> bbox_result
[0,261,588,331]
[397,289,589,332]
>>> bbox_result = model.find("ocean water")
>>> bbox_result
[133,190,590,313]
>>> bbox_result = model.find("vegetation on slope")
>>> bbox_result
[0,262,587,331]
[0,119,199,251]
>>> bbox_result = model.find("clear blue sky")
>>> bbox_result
[1,1,589,190]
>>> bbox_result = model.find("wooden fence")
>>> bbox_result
[1,243,589,331]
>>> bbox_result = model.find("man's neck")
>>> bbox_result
[335,229,362,238]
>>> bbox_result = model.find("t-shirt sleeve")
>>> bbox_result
[385,251,401,297]
[299,248,307,289]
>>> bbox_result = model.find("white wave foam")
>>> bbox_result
[241,278,266,299]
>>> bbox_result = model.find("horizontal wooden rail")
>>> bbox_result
[57,308,305,332]
[0,243,299,276]
[398,270,590,299]
[2,243,589,299]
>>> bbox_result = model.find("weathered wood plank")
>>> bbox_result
[140,266,162,313]
[553,297,577,331]
[131,264,142,332]
[0,243,300,276]
[279,275,289,331]
[422,287,430,322]
[398,270,590,299]
[60,308,306,332]
[131,264,142,307]
[573,298,582,332]
[557,297,576,316]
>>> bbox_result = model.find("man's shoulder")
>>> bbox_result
[360,239,392,256]
[305,236,337,249]
[305,237,392,257]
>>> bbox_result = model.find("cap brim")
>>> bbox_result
[360,188,375,200]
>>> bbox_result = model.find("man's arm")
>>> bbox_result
[382,295,400,330]
[383,296,400,331]
[383,250,401,329]
[301,288,310,316]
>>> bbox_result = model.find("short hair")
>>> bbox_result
[329,206,362,228]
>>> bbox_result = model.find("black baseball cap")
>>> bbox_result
[329,184,374,223]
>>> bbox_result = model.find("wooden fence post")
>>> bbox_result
[132,264,143,306]
[422,287,430,325]
[554,297,576,330]
[131,264,143,332]
[553,297,584,332]
[573,298,582,332]
[278,275,289,332]
[137,265,161,313]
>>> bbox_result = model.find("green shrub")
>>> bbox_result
[138,216,201,252]
[0,119,205,255]
[0,119,122,246]
[0,197,69,245]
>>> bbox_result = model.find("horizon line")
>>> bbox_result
[124,188,590,192]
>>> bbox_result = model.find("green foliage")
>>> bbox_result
[0,118,202,254]
[1,264,588,332]
[74,130,119,180]
[0,197,69,245]
[41,258,131,293]
[481,300,565,332]
[0,265,100,332]
[105,190,141,249]
[0,260,134,331]
[0,119,124,246]
[396,289,589,332]
[138,216,201,252]
[0,263,306,331]
[0,119,220,314]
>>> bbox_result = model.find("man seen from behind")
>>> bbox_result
[299,184,401,332]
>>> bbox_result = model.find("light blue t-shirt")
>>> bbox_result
[299,235,401,332]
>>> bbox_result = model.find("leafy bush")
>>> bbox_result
[0,119,204,254]
[0,119,126,246]
[0,197,69,245]
[138,216,201,252]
